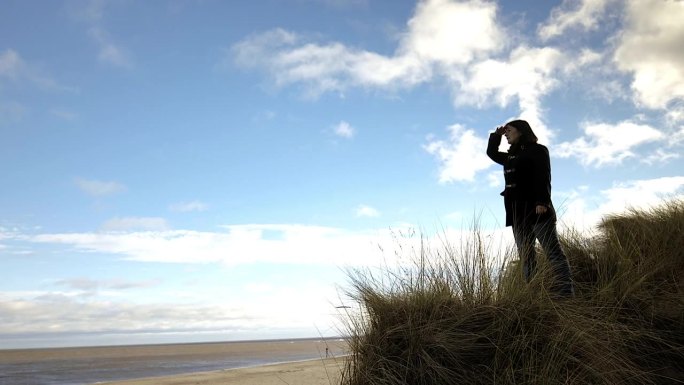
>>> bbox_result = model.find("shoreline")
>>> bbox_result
[0,337,345,362]
[92,356,346,385]
[1,338,348,385]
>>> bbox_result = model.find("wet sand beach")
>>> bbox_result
[94,357,344,385]
[0,338,347,385]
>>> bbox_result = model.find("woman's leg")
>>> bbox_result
[513,224,537,282]
[533,220,575,297]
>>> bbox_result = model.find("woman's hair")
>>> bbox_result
[506,119,538,144]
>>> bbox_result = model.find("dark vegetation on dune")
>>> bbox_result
[339,200,684,385]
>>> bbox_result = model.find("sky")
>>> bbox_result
[1,0,683,349]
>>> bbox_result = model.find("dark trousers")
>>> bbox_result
[512,218,574,297]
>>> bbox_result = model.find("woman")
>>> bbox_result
[486,120,574,297]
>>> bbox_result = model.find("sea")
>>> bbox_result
[0,338,347,385]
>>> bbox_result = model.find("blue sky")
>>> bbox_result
[1,0,683,349]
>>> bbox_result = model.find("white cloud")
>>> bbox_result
[674,125,684,145]
[641,149,680,165]
[455,46,565,144]
[400,0,504,66]
[101,217,170,232]
[586,78,629,104]
[355,205,380,218]
[232,28,299,68]
[0,228,27,255]
[233,29,428,97]
[554,185,598,233]
[424,124,492,183]
[538,0,616,41]
[558,177,684,233]
[231,0,603,187]
[30,222,497,270]
[68,0,133,69]
[598,176,684,215]
[0,293,293,336]
[9,222,521,346]
[613,0,684,111]
[0,49,22,79]
[243,282,274,294]
[232,1,569,147]
[50,108,78,121]
[667,107,684,127]
[333,121,355,138]
[89,27,133,68]
[75,177,126,196]
[169,200,209,212]
[556,120,665,167]
[32,224,390,266]
[0,278,343,348]
[487,171,501,188]
[54,278,159,292]
[0,49,72,91]
[561,48,603,75]
[231,0,504,97]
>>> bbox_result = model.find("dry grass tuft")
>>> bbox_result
[340,200,684,385]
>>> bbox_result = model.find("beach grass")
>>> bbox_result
[339,199,684,385]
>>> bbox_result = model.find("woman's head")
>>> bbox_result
[504,119,538,145]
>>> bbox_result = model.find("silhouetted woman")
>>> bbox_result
[487,120,574,297]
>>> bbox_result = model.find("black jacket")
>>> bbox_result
[486,133,555,227]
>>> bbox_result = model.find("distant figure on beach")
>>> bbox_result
[486,120,574,297]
